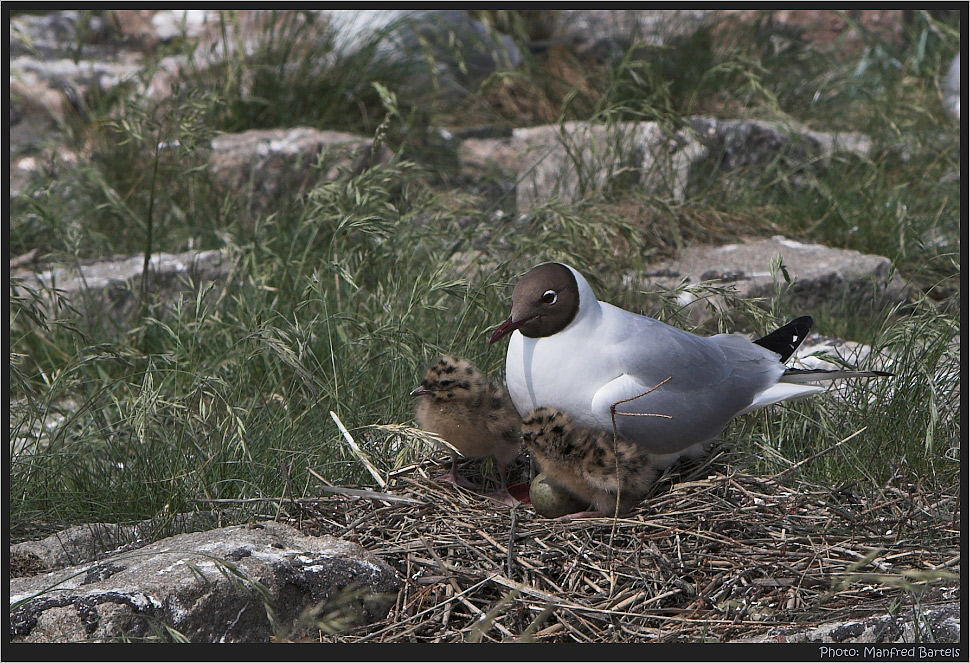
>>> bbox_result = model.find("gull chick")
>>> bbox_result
[522,407,659,518]
[411,355,522,505]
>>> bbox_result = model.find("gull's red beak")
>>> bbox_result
[488,316,522,345]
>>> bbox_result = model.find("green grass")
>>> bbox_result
[8,10,961,538]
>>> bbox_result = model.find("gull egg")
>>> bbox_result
[529,473,589,518]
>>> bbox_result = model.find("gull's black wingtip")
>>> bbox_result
[754,315,814,362]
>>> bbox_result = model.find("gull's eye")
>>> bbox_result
[439,379,455,388]
[541,290,557,305]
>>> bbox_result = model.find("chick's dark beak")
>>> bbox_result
[409,385,431,397]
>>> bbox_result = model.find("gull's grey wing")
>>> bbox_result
[589,316,787,453]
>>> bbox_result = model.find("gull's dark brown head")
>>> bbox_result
[488,263,580,345]
[409,355,487,403]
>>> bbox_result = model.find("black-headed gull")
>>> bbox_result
[410,355,522,505]
[522,406,659,519]
[489,262,891,464]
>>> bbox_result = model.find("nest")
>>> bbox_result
[285,448,960,643]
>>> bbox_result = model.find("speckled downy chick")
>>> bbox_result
[411,355,522,505]
[522,407,659,518]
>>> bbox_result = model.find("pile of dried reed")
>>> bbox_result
[285,447,959,643]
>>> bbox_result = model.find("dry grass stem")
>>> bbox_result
[331,410,387,488]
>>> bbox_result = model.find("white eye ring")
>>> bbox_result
[542,290,557,305]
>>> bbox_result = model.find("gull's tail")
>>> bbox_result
[740,366,893,415]
[780,368,895,383]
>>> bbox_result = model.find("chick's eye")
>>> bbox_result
[439,379,454,388]
[541,290,557,305]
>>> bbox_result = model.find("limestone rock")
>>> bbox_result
[9,11,152,116]
[639,236,909,324]
[513,121,706,211]
[321,9,521,92]
[9,521,400,643]
[13,249,232,325]
[208,127,392,214]
[944,53,960,120]
[9,513,227,575]
[456,133,520,178]
[733,602,960,643]
[690,117,872,172]
[789,334,896,403]
[555,10,716,58]
[508,117,873,214]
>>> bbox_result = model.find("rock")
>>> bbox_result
[8,10,189,170]
[639,236,909,324]
[9,521,400,643]
[8,70,78,131]
[9,11,150,111]
[110,10,161,51]
[8,10,262,141]
[321,9,521,93]
[151,10,213,42]
[208,127,393,215]
[508,117,873,213]
[10,54,144,108]
[453,130,520,205]
[690,117,872,172]
[789,334,896,403]
[13,248,232,325]
[944,53,960,120]
[457,133,520,178]
[792,335,885,371]
[9,11,110,61]
[555,10,716,59]
[9,513,227,575]
[513,121,706,212]
[733,602,960,643]
[9,396,76,460]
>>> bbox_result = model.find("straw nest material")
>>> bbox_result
[285,448,960,643]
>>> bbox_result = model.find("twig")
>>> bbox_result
[279,458,303,519]
[606,376,674,562]
[487,573,586,610]
[609,376,674,420]
[330,410,387,488]
[337,505,399,537]
[421,538,515,638]
[307,467,423,505]
[506,506,518,579]
[189,497,320,505]
[771,426,868,479]
[370,423,465,457]
[188,488,424,507]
